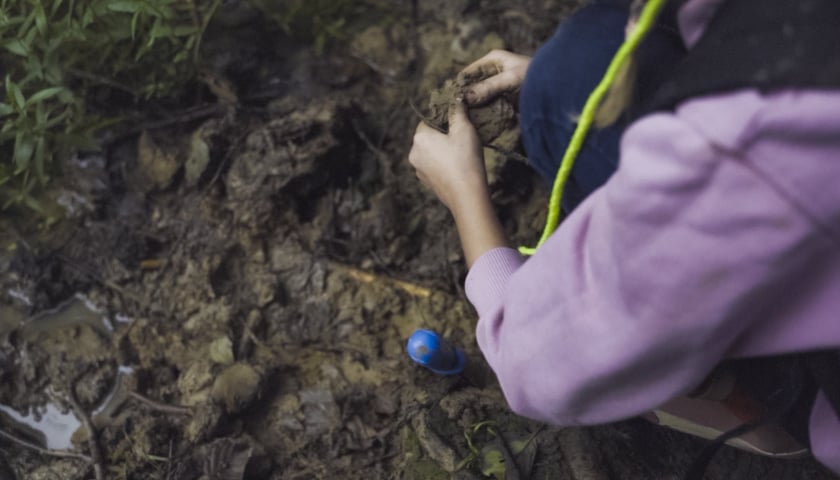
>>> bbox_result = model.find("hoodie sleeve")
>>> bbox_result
[467,103,819,426]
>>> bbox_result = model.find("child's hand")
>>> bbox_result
[409,97,487,213]
[459,50,532,106]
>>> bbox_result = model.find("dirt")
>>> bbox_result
[427,78,517,145]
[0,1,837,480]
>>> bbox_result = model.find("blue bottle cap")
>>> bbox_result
[406,329,465,375]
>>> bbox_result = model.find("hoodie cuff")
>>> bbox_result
[465,247,525,316]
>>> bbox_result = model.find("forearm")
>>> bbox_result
[450,185,508,268]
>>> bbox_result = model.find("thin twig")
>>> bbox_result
[0,428,91,462]
[129,391,192,416]
[102,104,224,147]
[166,438,174,480]
[330,262,437,298]
[408,98,446,132]
[67,390,105,480]
[66,68,139,96]
[485,143,529,163]
[193,0,223,64]
[200,127,250,196]
[351,119,395,180]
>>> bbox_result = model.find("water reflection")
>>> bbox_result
[0,403,81,450]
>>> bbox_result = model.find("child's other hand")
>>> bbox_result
[459,50,532,106]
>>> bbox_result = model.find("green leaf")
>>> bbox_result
[0,103,12,116]
[130,11,140,39]
[23,194,44,213]
[0,164,9,186]
[51,0,65,17]
[172,49,189,63]
[107,1,143,13]
[36,101,46,125]
[173,25,197,36]
[6,77,25,111]
[34,0,47,35]
[17,9,36,38]
[4,39,28,56]
[82,7,94,26]
[480,445,506,480]
[26,87,66,105]
[146,18,160,47]
[14,133,35,173]
[34,137,47,185]
[150,22,173,39]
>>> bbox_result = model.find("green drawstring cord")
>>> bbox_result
[519,0,669,256]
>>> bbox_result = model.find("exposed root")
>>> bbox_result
[0,428,92,462]
[128,391,192,416]
[66,389,106,480]
[334,263,435,298]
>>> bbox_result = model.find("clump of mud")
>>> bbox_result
[427,76,517,145]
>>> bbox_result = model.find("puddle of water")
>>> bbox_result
[20,295,113,339]
[0,403,81,450]
[0,366,136,451]
[0,294,137,451]
[6,288,32,307]
[0,306,25,337]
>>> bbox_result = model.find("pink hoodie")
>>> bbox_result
[467,0,840,472]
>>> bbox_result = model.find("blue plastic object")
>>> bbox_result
[406,329,465,375]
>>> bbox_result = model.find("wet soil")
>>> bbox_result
[0,1,837,480]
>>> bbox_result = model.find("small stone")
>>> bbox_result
[211,363,263,413]
[209,336,235,365]
[136,130,182,191]
[185,131,210,188]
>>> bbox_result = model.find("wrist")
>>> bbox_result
[448,175,490,218]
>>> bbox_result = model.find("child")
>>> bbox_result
[408,0,840,474]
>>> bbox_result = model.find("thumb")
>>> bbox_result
[448,96,471,134]
[464,72,515,105]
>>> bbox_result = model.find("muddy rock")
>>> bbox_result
[419,16,507,94]
[199,436,271,480]
[177,360,215,406]
[208,336,235,365]
[225,99,361,230]
[135,130,183,192]
[451,18,506,64]
[184,302,234,334]
[300,388,340,438]
[185,403,224,442]
[211,362,263,414]
[350,22,415,78]
[411,411,460,472]
[74,363,117,406]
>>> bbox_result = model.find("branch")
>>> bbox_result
[0,428,91,462]
[129,391,192,416]
[66,391,105,480]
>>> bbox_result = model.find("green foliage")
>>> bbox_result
[0,0,220,212]
[0,0,394,213]
[251,0,393,54]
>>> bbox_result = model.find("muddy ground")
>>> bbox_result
[0,1,837,479]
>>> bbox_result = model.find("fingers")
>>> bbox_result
[459,49,507,80]
[463,70,517,106]
[447,96,470,134]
